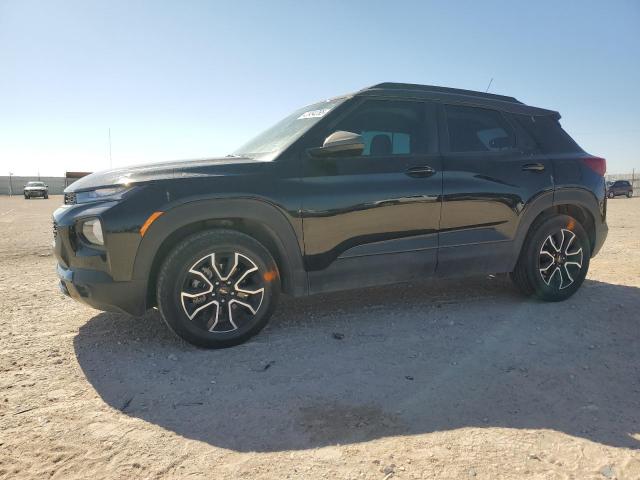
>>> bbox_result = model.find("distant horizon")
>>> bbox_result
[1,0,639,177]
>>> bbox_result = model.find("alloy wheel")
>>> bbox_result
[180,251,265,333]
[538,228,584,290]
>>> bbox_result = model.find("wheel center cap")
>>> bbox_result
[217,286,230,296]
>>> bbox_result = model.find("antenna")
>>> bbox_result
[485,77,494,93]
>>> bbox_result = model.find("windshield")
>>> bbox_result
[27,182,45,186]
[233,98,347,160]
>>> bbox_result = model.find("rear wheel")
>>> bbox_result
[156,229,280,348]
[627,191,633,198]
[511,214,590,301]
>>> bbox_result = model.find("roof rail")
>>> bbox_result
[364,82,522,104]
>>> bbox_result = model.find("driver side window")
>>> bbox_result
[330,99,434,156]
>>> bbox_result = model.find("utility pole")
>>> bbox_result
[108,128,112,168]
[8,172,13,197]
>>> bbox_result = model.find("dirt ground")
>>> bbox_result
[0,195,639,480]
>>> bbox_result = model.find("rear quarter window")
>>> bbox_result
[513,115,582,153]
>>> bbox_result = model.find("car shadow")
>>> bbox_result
[74,277,640,452]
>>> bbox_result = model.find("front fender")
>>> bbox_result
[133,197,307,309]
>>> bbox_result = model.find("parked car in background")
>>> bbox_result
[23,181,49,199]
[54,82,608,348]
[607,180,633,198]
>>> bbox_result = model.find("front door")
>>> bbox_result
[300,98,443,294]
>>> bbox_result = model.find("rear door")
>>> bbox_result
[437,104,554,275]
[299,98,442,293]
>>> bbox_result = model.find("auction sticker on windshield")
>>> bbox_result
[298,108,332,119]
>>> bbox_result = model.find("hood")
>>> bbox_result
[24,186,47,190]
[65,156,264,192]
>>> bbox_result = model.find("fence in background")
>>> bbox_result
[0,176,88,195]
[0,176,67,195]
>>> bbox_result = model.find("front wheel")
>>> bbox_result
[607,191,615,199]
[511,214,591,302]
[627,191,633,198]
[156,229,280,348]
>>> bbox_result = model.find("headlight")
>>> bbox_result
[75,186,133,204]
[81,218,104,246]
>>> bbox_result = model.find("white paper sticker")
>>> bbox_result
[298,108,331,120]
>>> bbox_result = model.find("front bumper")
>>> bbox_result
[25,190,47,196]
[53,198,149,316]
[56,263,145,315]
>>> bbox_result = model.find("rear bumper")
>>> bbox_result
[57,263,146,315]
[592,219,608,257]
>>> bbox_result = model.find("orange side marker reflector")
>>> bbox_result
[263,270,278,282]
[567,218,576,231]
[140,211,164,237]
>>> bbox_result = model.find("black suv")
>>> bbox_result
[607,180,633,198]
[54,83,608,348]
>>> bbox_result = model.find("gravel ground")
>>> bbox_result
[0,195,639,480]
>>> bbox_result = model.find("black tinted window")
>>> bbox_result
[445,105,515,153]
[331,100,436,156]
[513,115,582,154]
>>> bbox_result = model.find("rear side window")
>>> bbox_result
[512,115,582,154]
[445,105,515,153]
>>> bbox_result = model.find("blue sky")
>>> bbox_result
[1,0,639,176]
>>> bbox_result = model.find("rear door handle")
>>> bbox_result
[405,165,436,178]
[522,163,545,172]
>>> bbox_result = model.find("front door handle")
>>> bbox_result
[522,163,545,172]
[405,165,436,178]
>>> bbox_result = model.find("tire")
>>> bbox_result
[627,191,633,198]
[511,214,590,302]
[607,191,614,199]
[156,229,280,348]
[44,194,48,199]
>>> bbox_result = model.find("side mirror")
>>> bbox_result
[45,185,48,188]
[308,130,364,158]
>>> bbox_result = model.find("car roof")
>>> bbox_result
[354,82,559,117]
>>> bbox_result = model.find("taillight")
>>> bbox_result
[583,156,606,176]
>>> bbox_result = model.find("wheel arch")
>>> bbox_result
[133,198,307,309]
[512,188,600,270]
